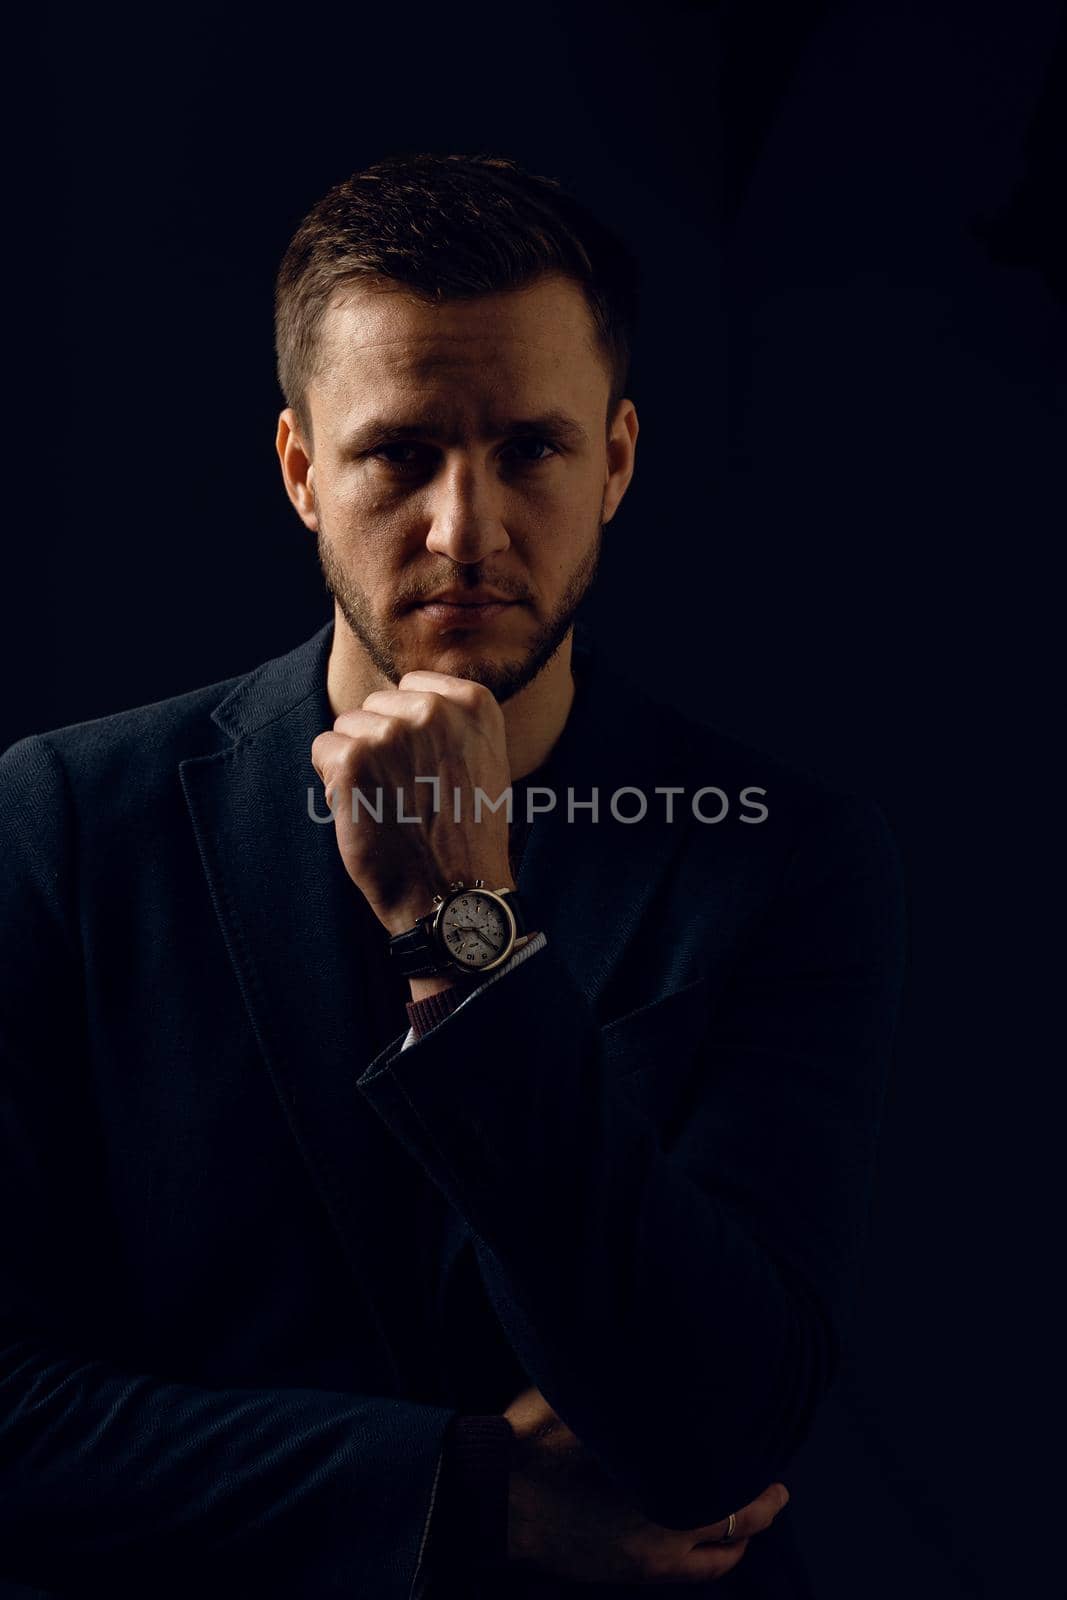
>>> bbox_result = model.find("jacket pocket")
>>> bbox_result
[599,974,710,1079]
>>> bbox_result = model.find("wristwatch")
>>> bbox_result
[387,881,527,979]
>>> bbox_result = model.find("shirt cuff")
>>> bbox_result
[400,931,548,1051]
[423,1413,515,1574]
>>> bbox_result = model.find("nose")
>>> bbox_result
[424,455,511,566]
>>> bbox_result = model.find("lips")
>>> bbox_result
[414,596,520,626]
[418,593,516,607]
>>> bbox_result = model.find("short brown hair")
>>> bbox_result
[274,151,640,445]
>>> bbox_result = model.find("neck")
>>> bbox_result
[325,605,577,782]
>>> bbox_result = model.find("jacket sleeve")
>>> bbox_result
[420,1413,514,1582]
[0,734,455,1598]
[356,790,908,1530]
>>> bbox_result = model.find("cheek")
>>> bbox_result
[322,477,421,550]
[536,479,605,556]
[328,471,392,520]
[522,501,599,566]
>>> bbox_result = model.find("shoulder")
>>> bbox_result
[0,658,261,876]
[0,622,332,881]
[0,668,244,797]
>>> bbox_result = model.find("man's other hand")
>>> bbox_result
[503,1384,789,1585]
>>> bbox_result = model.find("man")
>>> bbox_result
[0,153,905,1598]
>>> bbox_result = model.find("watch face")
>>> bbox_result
[438,890,514,972]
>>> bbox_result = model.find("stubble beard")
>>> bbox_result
[315,505,604,705]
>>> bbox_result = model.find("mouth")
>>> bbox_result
[413,598,521,626]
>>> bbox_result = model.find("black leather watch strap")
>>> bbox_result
[387,909,447,978]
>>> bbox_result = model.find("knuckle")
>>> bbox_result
[333,742,361,775]
[409,693,438,729]
[458,679,494,712]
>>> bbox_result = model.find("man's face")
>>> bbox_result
[282,272,637,702]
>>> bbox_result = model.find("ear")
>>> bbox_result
[601,399,639,526]
[276,409,319,531]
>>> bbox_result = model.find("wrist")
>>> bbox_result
[407,972,457,1002]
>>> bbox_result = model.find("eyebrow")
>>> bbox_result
[339,409,590,455]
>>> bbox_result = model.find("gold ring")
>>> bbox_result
[720,1512,737,1544]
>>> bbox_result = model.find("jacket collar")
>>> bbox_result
[209,618,336,742]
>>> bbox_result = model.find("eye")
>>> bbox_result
[367,437,560,473]
[371,443,431,470]
[503,436,559,465]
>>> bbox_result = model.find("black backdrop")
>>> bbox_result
[6,3,1065,1596]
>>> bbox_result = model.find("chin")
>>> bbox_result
[426,642,510,678]
[435,644,538,699]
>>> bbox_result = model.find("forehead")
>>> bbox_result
[309,273,608,424]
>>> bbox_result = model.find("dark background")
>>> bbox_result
[7,2,1065,1595]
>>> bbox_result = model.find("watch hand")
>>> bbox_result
[454,921,501,953]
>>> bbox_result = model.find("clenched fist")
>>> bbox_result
[310,670,515,935]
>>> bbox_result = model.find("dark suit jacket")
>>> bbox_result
[0,619,906,1598]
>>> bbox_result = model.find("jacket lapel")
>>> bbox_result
[180,622,441,1393]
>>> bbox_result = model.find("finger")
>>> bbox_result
[359,688,443,726]
[310,729,348,783]
[693,1482,790,1545]
[328,709,392,741]
[311,725,364,778]
[397,670,500,717]
[397,669,482,694]
[310,723,391,801]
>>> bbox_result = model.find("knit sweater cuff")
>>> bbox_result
[426,1413,514,1572]
[405,984,465,1037]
